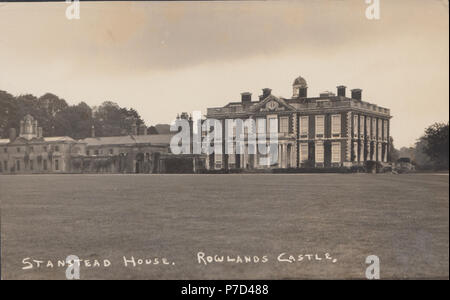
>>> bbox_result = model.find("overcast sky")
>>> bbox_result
[0,0,448,147]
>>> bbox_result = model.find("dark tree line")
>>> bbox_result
[419,122,449,170]
[390,122,449,170]
[0,90,153,140]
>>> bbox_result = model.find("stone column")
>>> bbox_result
[244,144,248,169]
[384,144,388,162]
[290,143,297,168]
[359,140,364,164]
[278,143,282,168]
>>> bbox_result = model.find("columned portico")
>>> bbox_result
[277,142,293,169]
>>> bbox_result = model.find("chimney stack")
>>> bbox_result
[351,89,362,101]
[37,127,43,138]
[261,88,272,100]
[180,112,189,120]
[91,125,95,138]
[337,85,346,97]
[9,128,16,142]
[241,92,252,103]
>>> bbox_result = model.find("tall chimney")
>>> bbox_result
[261,88,272,100]
[91,125,95,138]
[337,85,346,97]
[241,92,252,103]
[9,128,16,142]
[351,89,362,101]
[37,127,43,138]
[20,120,24,135]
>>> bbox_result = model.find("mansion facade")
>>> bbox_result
[0,114,199,174]
[0,76,392,174]
[205,76,391,170]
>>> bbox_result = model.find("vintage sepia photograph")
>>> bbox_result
[0,0,448,285]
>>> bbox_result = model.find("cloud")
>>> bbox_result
[1,0,445,74]
[0,0,448,148]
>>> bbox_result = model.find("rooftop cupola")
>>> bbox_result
[293,76,308,98]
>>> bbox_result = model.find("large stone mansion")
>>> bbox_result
[0,114,201,174]
[205,76,391,170]
[0,75,391,174]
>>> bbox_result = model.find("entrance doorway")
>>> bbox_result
[135,153,144,173]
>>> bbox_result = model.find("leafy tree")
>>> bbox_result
[147,126,158,135]
[92,101,145,137]
[0,90,150,140]
[0,90,17,138]
[388,136,399,162]
[155,124,171,134]
[36,93,69,136]
[54,102,93,139]
[419,122,449,169]
[38,93,69,117]
[413,138,433,170]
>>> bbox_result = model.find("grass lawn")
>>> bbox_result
[1,173,448,279]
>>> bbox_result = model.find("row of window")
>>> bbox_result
[353,115,388,140]
[86,149,115,156]
[299,142,341,163]
[213,141,387,166]
[254,115,342,137]
[224,115,341,138]
[2,145,60,154]
[213,142,342,165]
[298,115,341,139]
[353,142,386,162]
[0,159,59,172]
[224,114,386,141]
